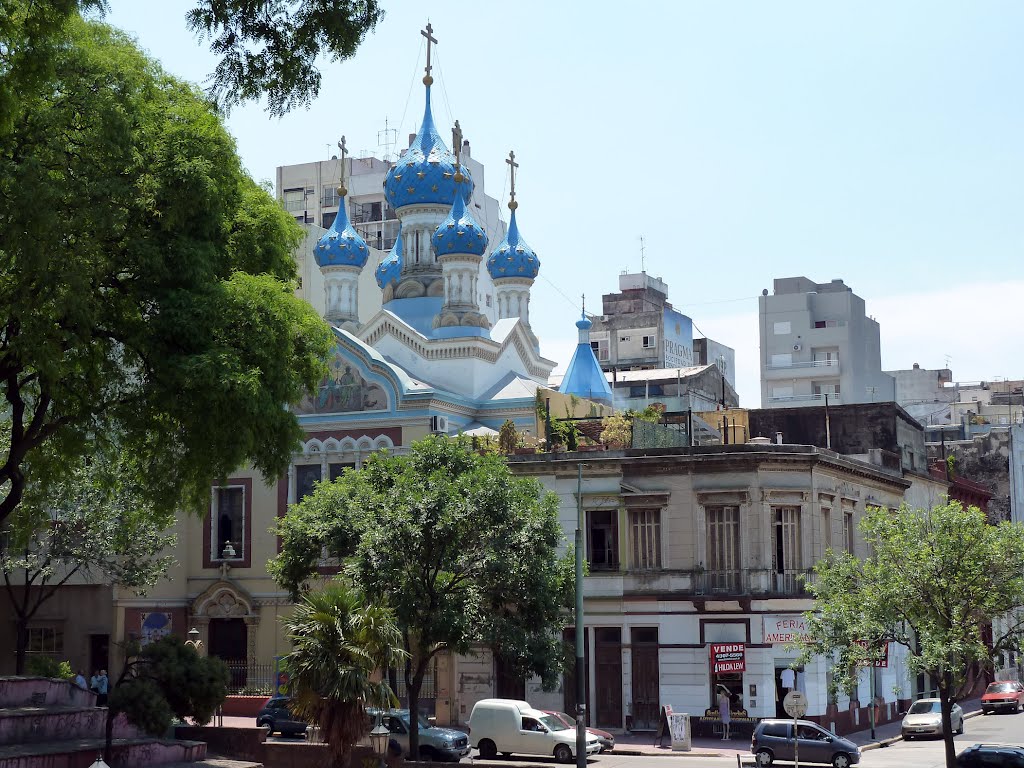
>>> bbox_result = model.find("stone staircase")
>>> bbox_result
[0,676,216,768]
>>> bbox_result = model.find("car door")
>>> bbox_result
[796,724,827,764]
[518,716,552,756]
[772,723,794,762]
[952,703,963,732]
[386,714,410,755]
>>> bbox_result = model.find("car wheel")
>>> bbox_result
[756,748,774,767]
[419,747,439,761]
[833,753,851,768]
[553,744,573,763]
[257,719,275,735]
[478,739,498,760]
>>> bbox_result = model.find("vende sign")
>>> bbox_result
[710,643,746,673]
[763,615,808,644]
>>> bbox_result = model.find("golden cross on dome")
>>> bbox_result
[337,136,348,196]
[506,150,519,210]
[421,22,437,85]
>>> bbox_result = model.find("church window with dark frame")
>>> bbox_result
[213,485,245,561]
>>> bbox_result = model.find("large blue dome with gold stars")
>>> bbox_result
[384,86,473,210]
[486,208,539,280]
[431,185,488,257]
[314,195,369,268]
[375,230,403,288]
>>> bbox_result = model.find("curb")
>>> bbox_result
[856,708,983,752]
[610,750,727,758]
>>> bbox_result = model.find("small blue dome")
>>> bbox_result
[375,230,403,289]
[486,208,539,280]
[431,185,488,257]
[576,315,593,331]
[384,86,473,209]
[314,195,369,269]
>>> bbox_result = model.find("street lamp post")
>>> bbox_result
[184,628,203,653]
[369,713,391,757]
[575,463,586,768]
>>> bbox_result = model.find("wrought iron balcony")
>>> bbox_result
[609,567,816,598]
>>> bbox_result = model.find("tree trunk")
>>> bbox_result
[407,664,427,761]
[939,686,957,768]
[14,616,28,674]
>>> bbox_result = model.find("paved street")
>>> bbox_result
[221,699,1023,768]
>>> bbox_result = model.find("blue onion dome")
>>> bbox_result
[375,230,403,289]
[486,208,540,280]
[383,86,473,209]
[431,183,487,257]
[314,192,369,269]
[576,314,593,331]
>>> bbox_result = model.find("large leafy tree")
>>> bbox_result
[795,501,1024,768]
[0,1,382,128]
[0,439,176,674]
[283,582,406,768]
[105,636,229,764]
[0,17,335,529]
[270,436,574,758]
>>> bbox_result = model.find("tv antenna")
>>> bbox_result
[378,117,398,163]
[944,353,952,369]
[639,236,646,272]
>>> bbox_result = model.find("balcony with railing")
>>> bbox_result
[765,358,840,378]
[605,567,815,598]
[767,392,841,404]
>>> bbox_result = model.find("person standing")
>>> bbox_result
[89,670,101,697]
[718,688,732,740]
[96,669,109,706]
[74,670,88,692]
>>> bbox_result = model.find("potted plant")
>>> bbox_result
[600,414,631,449]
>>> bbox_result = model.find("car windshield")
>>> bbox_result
[908,701,940,714]
[986,682,1017,693]
[540,714,569,731]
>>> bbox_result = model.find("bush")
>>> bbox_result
[26,656,73,679]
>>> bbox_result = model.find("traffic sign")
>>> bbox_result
[783,690,808,719]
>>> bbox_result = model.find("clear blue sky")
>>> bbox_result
[105,1,1024,405]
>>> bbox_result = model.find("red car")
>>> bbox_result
[542,711,615,752]
[980,680,1024,714]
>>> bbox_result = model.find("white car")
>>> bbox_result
[901,698,964,739]
[468,698,601,763]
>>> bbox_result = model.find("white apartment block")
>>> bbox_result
[760,277,895,408]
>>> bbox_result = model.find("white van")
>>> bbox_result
[468,698,601,762]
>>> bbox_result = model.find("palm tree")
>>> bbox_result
[283,582,406,767]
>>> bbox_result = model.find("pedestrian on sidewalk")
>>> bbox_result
[96,669,109,706]
[718,688,731,740]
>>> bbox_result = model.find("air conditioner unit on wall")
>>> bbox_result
[792,343,802,351]
[430,415,449,434]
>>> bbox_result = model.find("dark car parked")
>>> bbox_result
[256,695,309,737]
[751,719,861,768]
[956,744,1024,768]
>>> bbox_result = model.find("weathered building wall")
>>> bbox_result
[928,430,1012,521]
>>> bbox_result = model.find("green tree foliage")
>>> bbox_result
[0,436,176,674]
[106,637,229,762]
[283,582,406,767]
[498,419,518,454]
[270,436,574,758]
[795,501,1024,768]
[187,0,384,116]
[0,17,334,529]
[1,2,381,126]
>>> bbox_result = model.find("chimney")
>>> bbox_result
[408,133,416,147]
[775,432,783,445]
[462,139,471,158]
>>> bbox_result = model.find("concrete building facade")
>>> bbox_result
[759,277,894,408]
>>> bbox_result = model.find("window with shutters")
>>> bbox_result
[844,511,855,555]
[629,509,661,571]
[772,506,802,593]
[821,507,832,552]
[706,505,740,592]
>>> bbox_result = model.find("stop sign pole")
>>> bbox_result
[783,690,808,768]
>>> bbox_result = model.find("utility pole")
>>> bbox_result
[575,464,586,768]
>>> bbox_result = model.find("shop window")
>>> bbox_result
[213,486,244,561]
[706,505,740,591]
[586,510,618,571]
[629,509,661,570]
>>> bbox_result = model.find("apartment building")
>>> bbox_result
[759,277,895,408]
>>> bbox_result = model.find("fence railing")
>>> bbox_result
[621,568,815,597]
[223,661,276,696]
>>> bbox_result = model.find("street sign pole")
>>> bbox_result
[783,690,808,768]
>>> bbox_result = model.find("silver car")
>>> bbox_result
[901,698,964,739]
